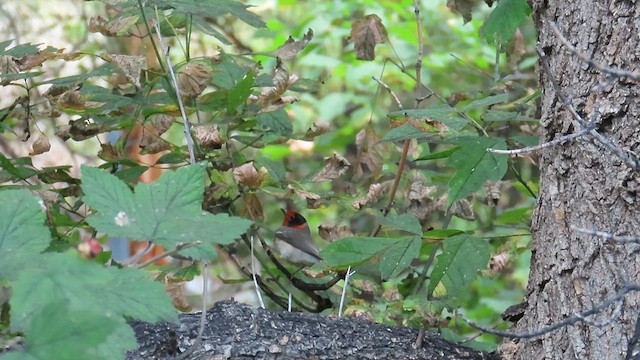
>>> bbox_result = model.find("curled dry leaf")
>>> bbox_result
[305,120,331,138]
[350,14,388,61]
[106,54,145,88]
[233,162,267,189]
[436,195,476,221]
[178,62,211,98]
[287,185,321,208]
[69,119,105,141]
[351,181,392,210]
[272,28,314,60]
[406,171,438,227]
[88,15,138,37]
[140,130,170,154]
[98,143,120,161]
[154,114,174,136]
[58,87,86,110]
[485,181,503,207]
[55,125,71,141]
[489,251,511,275]
[29,135,51,156]
[164,278,192,312]
[318,224,354,242]
[353,127,383,181]
[446,0,476,23]
[239,193,264,221]
[312,152,351,182]
[192,125,223,150]
[0,56,20,85]
[249,59,299,112]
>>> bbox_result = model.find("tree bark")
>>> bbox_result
[505,1,640,359]
[127,300,498,360]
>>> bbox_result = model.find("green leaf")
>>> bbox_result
[480,0,532,49]
[0,153,38,181]
[321,237,389,267]
[377,214,422,235]
[227,71,254,114]
[257,108,293,137]
[255,156,287,185]
[23,301,120,360]
[155,152,187,165]
[0,189,51,280]
[379,236,422,279]
[447,137,508,209]
[427,234,491,298]
[381,124,433,142]
[44,63,117,86]
[10,252,178,333]
[82,164,252,260]
[153,0,266,29]
[388,106,468,131]
[462,93,509,111]
[415,146,461,161]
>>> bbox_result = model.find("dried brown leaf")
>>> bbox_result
[484,181,502,207]
[69,119,105,141]
[233,162,267,189]
[287,185,321,208]
[351,181,392,210]
[406,171,438,227]
[107,54,145,88]
[489,251,511,274]
[192,125,223,150]
[318,224,354,242]
[140,130,170,154]
[178,62,211,97]
[99,143,120,161]
[250,59,299,111]
[350,14,388,61]
[29,135,51,156]
[58,87,86,110]
[154,114,174,136]
[353,127,383,180]
[305,120,331,138]
[312,152,351,182]
[272,28,314,60]
[88,15,137,37]
[446,0,476,23]
[239,193,264,221]
[164,279,192,312]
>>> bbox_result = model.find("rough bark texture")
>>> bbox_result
[505,1,640,359]
[126,300,498,360]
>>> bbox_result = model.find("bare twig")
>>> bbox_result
[467,284,639,339]
[487,127,592,154]
[338,266,355,317]
[550,22,640,82]
[123,242,155,266]
[250,236,265,309]
[135,241,202,268]
[176,261,209,360]
[537,49,639,170]
[572,226,640,245]
[151,17,196,165]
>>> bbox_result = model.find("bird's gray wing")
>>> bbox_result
[274,226,322,259]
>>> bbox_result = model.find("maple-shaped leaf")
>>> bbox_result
[81,164,253,260]
[350,14,388,61]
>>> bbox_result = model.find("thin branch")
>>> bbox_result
[487,127,592,154]
[338,266,355,317]
[550,22,640,82]
[151,17,196,165]
[572,226,640,245]
[537,49,639,170]
[369,76,411,237]
[135,241,202,268]
[250,236,265,309]
[176,261,208,360]
[467,284,639,339]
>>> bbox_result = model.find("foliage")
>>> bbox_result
[0,0,538,357]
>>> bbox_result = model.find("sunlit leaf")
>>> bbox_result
[480,0,532,49]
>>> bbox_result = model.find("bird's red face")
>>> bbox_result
[281,210,308,230]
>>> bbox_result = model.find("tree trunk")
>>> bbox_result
[506,1,640,359]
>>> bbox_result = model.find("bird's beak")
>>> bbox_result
[280,208,286,214]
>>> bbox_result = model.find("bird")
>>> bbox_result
[274,209,322,265]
